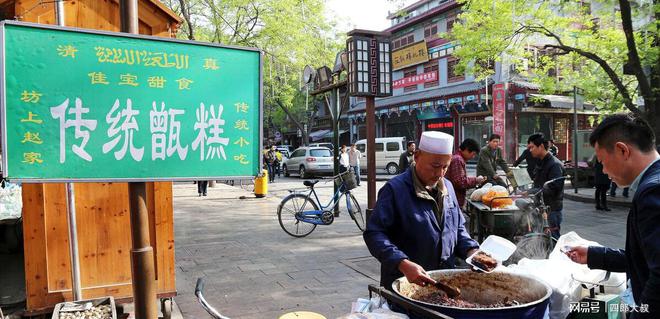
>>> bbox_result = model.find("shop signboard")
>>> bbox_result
[392,40,429,70]
[1,22,262,181]
[393,71,437,89]
[492,83,507,151]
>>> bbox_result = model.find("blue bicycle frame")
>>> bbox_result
[296,183,354,225]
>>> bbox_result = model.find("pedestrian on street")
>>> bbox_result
[445,138,485,209]
[548,139,559,157]
[398,141,416,173]
[514,147,540,180]
[476,134,511,187]
[589,153,611,211]
[349,144,362,186]
[197,180,208,196]
[275,150,283,177]
[265,145,277,183]
[527,133,565,240]
[364,131,479,306]
[338,145,350,174]
[610,182,630,198]
[566,114,660,318]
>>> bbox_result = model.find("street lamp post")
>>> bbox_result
[346,30,392,219]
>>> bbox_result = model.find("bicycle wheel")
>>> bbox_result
[347,193,365,232]
[278,193,318,237]
[240,179,255,192]
[506,233,556,265]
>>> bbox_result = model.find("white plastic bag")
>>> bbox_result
[507,231,626,319]
[0,181,22,220]
[337,297,409,319]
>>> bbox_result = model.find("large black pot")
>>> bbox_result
[393,269,551,319]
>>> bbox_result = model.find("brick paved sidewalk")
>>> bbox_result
[171,178,627,318]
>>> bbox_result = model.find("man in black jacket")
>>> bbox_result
[566,114,659,318]
[527,133,565,240]
[514,146,540,180]
[398,141,416,173]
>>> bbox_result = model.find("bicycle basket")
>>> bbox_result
[335,170,357,191]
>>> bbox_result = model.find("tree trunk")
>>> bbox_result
[647,97,660,146]
[177,0,195,40]
[274,99,315,147]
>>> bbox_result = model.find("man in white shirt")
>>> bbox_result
[349,144,362,186]
[339,145,350,174]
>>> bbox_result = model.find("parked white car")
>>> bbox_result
[308,143,334,153]
[355,137,407,175]
[283,147,334,178]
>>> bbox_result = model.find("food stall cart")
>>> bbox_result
[465,200,520,243]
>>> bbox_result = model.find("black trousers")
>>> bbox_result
[595,184,609,208]
[197,181,208,194]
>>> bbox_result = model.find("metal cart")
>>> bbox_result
[465,200,520,243]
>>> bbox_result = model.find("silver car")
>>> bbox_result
[283,147,334,178]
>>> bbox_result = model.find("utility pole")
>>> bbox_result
[120,1,158,318]
[55,0,83,303]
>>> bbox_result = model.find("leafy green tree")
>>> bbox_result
[450,0,659,136]
[163,0,343,144]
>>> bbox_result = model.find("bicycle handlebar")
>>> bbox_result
[528,175,571,197]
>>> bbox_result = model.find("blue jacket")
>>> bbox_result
[363,167,479,289]
[588,160,660,318]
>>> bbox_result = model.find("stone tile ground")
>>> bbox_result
[172,178,627,318]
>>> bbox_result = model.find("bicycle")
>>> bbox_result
[277,170,365,237]
[506,175,569,264]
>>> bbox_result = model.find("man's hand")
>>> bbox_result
[565,246,588,264]
[476,176,486,184]
[398,259,435,286]
[466,248,479,259]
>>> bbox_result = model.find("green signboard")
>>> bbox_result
[1,22,262,182]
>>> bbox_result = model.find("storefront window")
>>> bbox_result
[386,112,417,141]
[393,34,415,50]
[447,57,464,83]
[424,24,438,40]
[463,120,491,150]
[518,114,552,147]
[553,118,569,144]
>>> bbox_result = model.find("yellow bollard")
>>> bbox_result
[254,169,268,198]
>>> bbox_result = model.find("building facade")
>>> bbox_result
[347,0,600,162]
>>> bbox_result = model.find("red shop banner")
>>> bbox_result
[393,71,438,89]
[492,83,507,152]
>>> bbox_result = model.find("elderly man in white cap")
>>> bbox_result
[363,131,480,296]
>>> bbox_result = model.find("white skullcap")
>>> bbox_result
[418,131,453,155]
